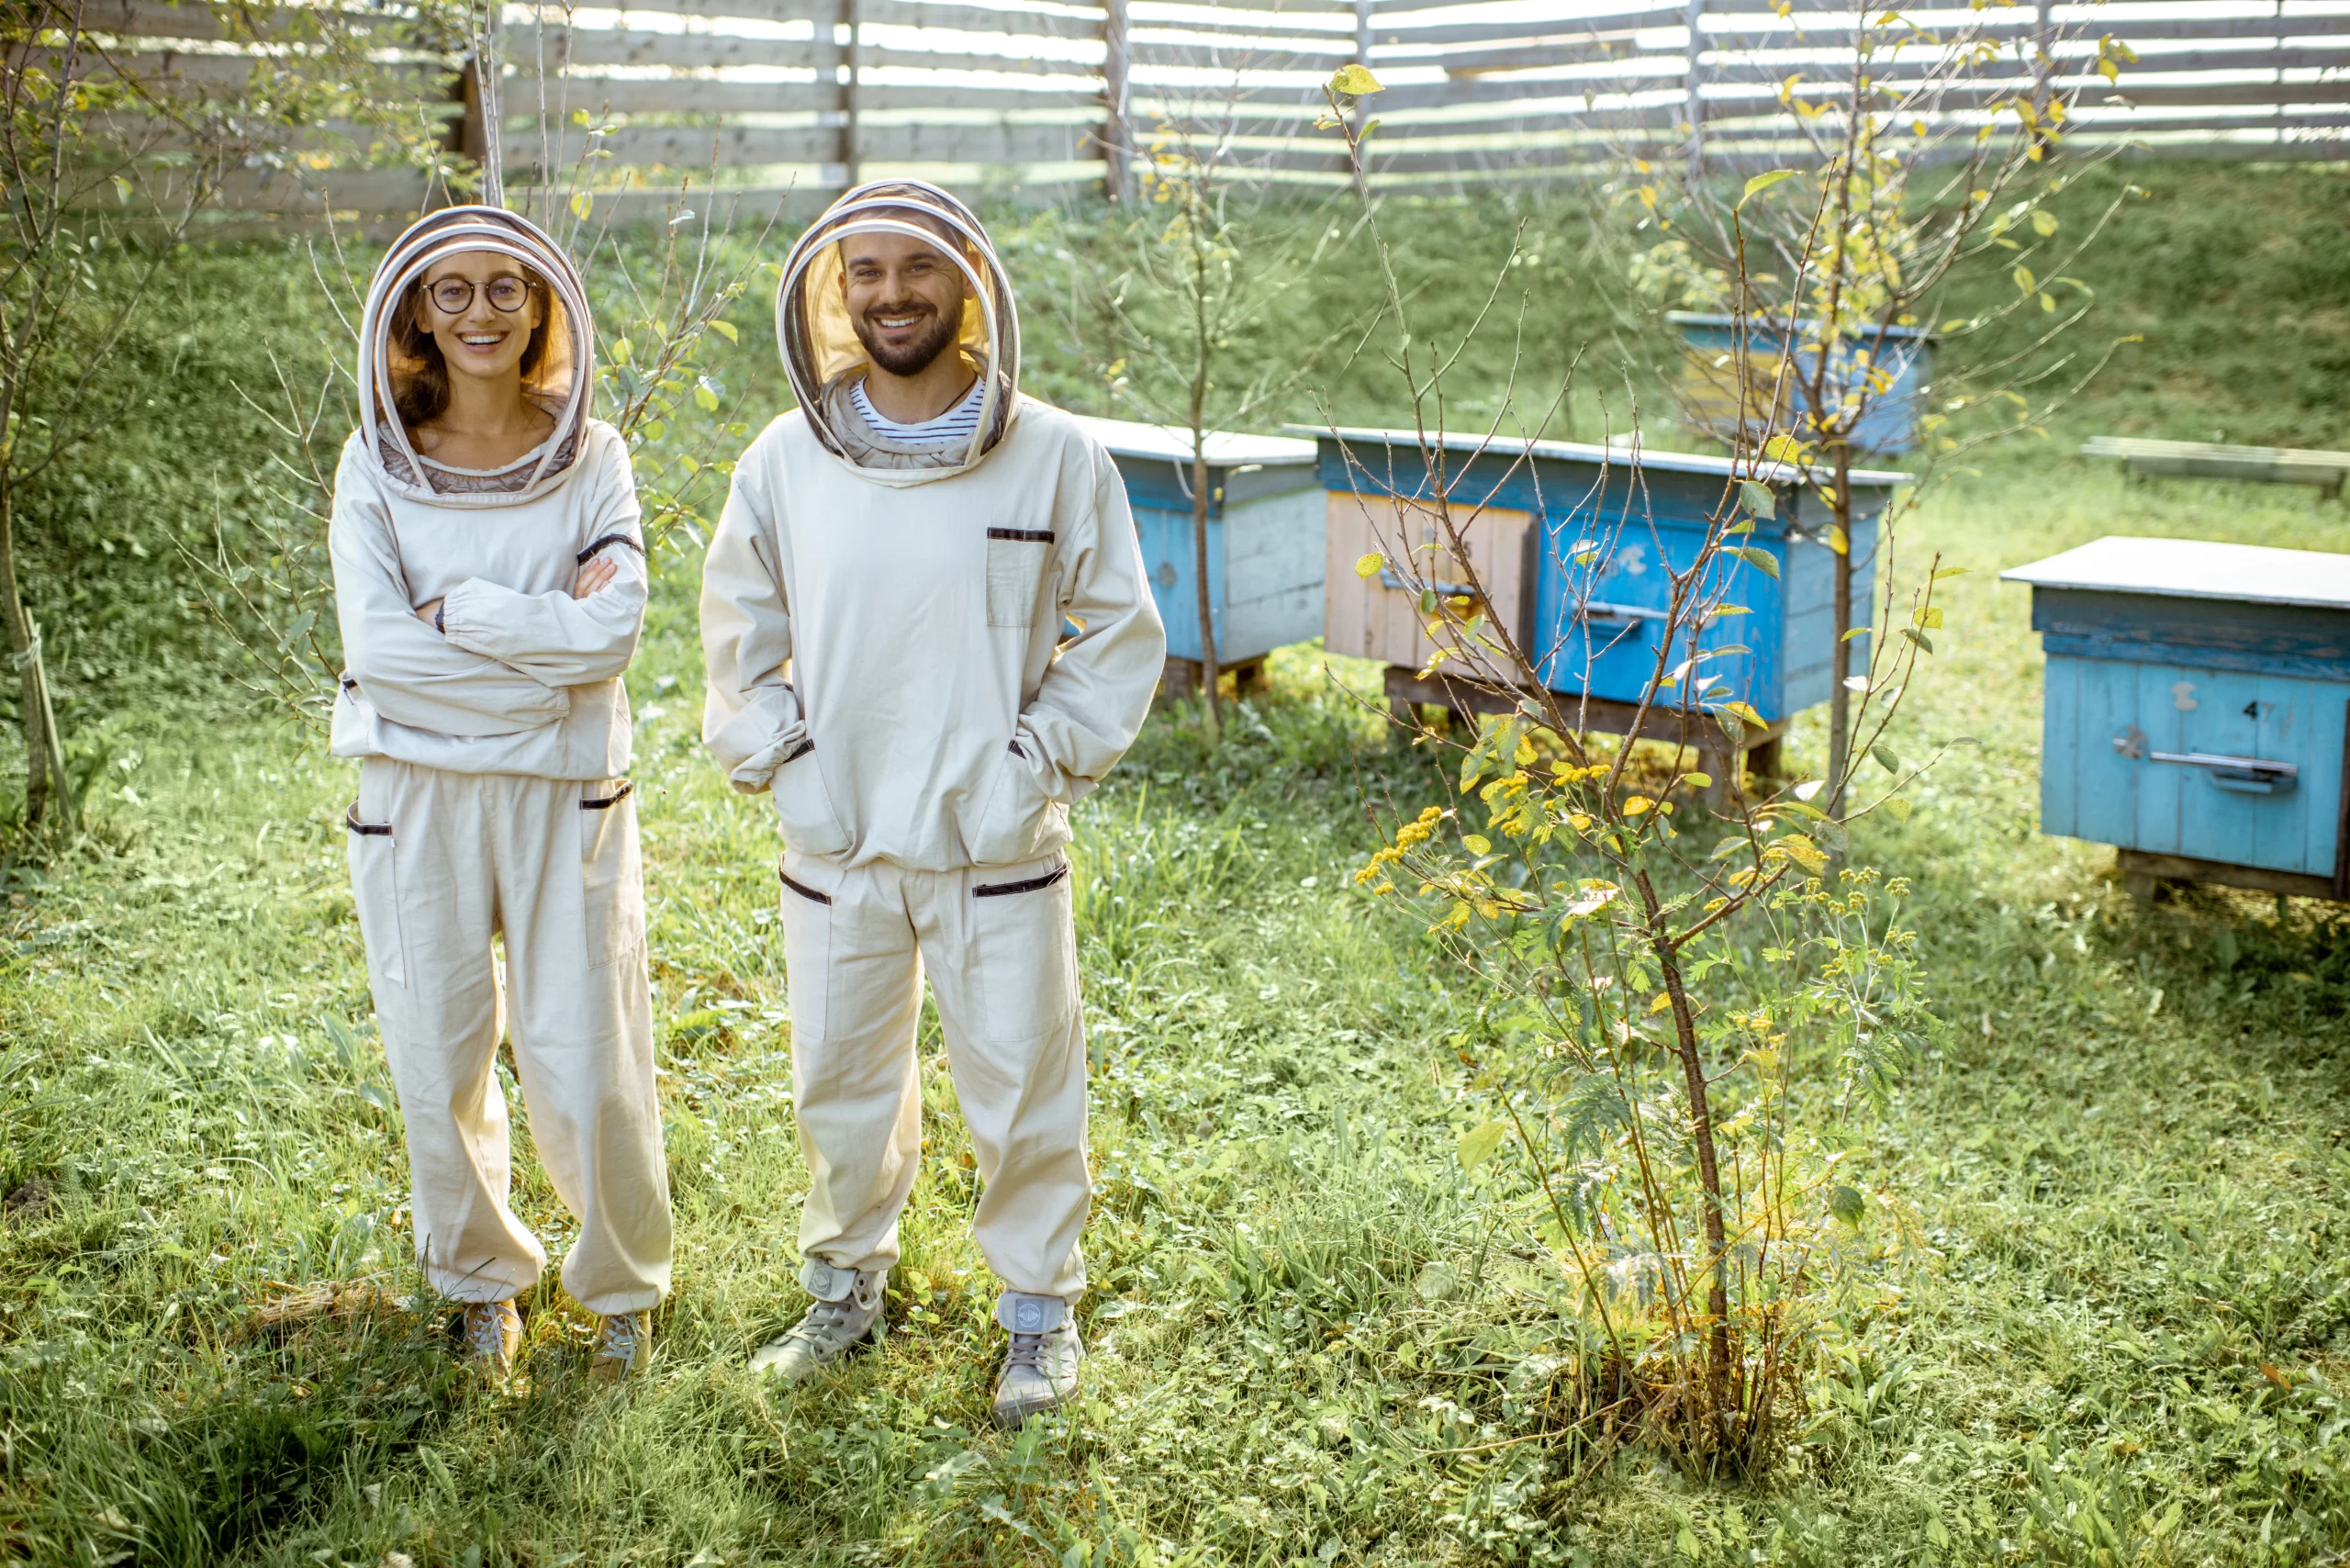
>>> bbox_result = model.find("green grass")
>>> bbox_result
[6,161,2350,1563]
[5,442,2350,1564]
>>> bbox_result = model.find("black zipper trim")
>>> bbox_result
[973,864,1069,898]
[780,871,833,905]
[986,528,1056,543]
[344,804,392,837]
[781,738,815,766]
[582,780,633,810]
[576,532,646,564]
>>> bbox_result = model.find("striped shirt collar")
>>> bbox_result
[849,375,985,446]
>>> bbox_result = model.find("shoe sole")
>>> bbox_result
[751,1316,886,1383]
[991,1391,1075,1430]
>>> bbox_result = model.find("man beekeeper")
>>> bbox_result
[699,181,1164,1428]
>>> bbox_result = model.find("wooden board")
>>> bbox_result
[1381,666,1784,809]
[511,118,1095,171]
[2079,437,2350,493]
[2117,848,2341,903]
[1322,490,1532,673]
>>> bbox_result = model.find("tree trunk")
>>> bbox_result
[0,483,73,829]
[1649,885,1729,1433]
[1822,442,1855,818]
[1190,430,1221,741]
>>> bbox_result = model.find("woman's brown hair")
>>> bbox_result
[390,266,553,431]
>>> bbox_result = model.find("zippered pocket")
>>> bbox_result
[985,528,1055,629]
[772,738,852,857]
[578,778,645,968]
[345,801,406,990]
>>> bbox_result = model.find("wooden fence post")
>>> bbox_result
[2031,0,2053,153]
[838,0,860,189]
[1101,0,1130,201]
[1683,0,1706,182]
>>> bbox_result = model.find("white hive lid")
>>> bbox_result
[1071,415,1317,468]
[1288,424,1911,488]
[2000,535,2350,612]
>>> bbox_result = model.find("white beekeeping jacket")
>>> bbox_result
[700,180,1166,871]
[329,206,645,780]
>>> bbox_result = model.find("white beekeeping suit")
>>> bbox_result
[699,182,1163,1338]
[330,205,672,1323]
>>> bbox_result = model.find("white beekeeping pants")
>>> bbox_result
[777,849,1089,1302]
[345,757,673,1316]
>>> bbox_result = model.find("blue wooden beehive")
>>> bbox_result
[1666,312,1938,456]
[2002,536,2350,900]
[1073,416,1323,678]
[1310,427,1908,731]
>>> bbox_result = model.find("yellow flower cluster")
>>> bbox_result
[1355,805,1447,888]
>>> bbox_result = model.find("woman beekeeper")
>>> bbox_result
[329,205,672,1384]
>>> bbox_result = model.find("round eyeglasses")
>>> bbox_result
[425,274,533,315]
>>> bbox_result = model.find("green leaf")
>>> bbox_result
[1738,168,1796,208]
[1738,478,1774,518]
[570,189,593,221]
[1829,1184,1865,1226]
[1901,626,1934,654]
[1729,544,1780,579]
[1329,62,1383,96]
[1420,588,1438,614]
[710,318,739,343]
[1457,1121,1507,1170]
[1871,744,1900,774]
[1683,770,1713,788]
[1356,551,1385,579]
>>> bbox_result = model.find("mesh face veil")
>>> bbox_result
[356,206,597,508]
[777,180,1022,479]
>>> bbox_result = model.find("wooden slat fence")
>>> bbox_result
[78,0,2350,222]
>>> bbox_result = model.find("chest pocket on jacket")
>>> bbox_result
[985,527,1056,630]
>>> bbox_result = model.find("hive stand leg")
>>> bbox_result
[1231,659,1270,695]
[1379,666,1427,745]
[1747,734,1785,789]
[1697,744,1732,816]
[2122,868,2159,905]
[1159,655,1203,696]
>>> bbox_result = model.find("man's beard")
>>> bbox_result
[852,302,960,377]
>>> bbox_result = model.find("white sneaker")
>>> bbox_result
[460,1301,520,1383]
[991,1292,1082,1429]
[751,1258,886,1383]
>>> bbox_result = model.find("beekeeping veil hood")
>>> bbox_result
[778,179,1021,486]
[355,205,596,509]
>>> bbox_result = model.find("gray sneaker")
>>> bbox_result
[991,1292,1082,1429]
[750,1257,887,1383]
